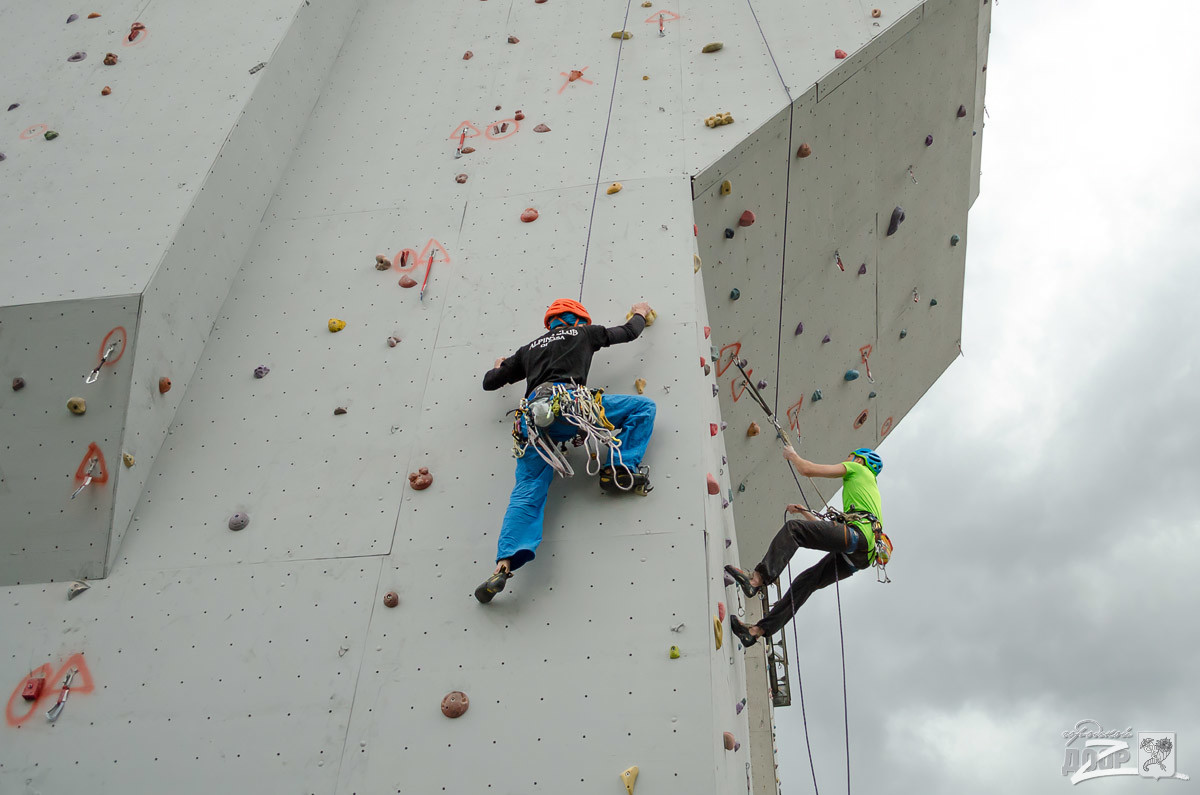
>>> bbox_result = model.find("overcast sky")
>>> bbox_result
[773,2,1200,793]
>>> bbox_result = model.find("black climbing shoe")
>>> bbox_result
[474,570,512,604]
[730,616,759,648]
[598,464,653,496]
[724,565,760,599]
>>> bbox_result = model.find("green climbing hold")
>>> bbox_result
[899,329,908,339]
[950,234,961,246]
[44,130,59,140]
[930,298,938,307]
[669,645,681,659]
[702,42,724,53]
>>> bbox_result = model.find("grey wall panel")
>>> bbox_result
[0,297,137,584]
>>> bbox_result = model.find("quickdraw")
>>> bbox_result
[823,505,892,583]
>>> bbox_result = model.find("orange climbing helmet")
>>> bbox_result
[544,299,591,329]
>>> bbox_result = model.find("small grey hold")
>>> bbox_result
[67,581,90,600]
[228,512,250,531]
[249,62,267,75]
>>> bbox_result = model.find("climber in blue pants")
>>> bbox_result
[476,298,657,603]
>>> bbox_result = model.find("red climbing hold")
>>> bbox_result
[568,70,584,82]
[101,86,112,95]
[334,407,348,415]
[441,691,469,718]
[463,51,473,60]
[460,146,475,154]
[834,49,848,59]
[718,602,726,621]
[158,377,171,393]
[533,123,550,133]
[520,208,539,223]
[796,143,812,158]
[710,423,718,436]
[399,275,418,288]
[704,326,710,338]
[87,12,101,18]
[514,110,525,121]
[409,467,433,490]
[383,591,399,608]
[508,35,519,43]
[738,210,756,227]
[700,357,706,367]
[455,174,468,184]
[707,474,720,495]
[128,22,145,41]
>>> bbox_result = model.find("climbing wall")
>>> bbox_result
[1,1,988,794]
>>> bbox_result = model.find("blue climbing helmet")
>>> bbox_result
[849,447,882,476]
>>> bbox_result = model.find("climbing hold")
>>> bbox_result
[703,364,710,376]
[821,334,831,344]
[119,452,134,468]
[333,407,347,415]
[718,602,726,621]
[796,143,812,158]
[699,357,706,367]
[704,326,711,338]
[568,70,584,81]
[929,298,938,307]
[736,698,747,714]
[957,104,967,118]
[408,467,433,490]
[925,134,934,146]
[44,131,59,141]
[455,174,468,184]
[707,474,720,495]
[533,123,551,133]
[724,228,735,239]
[625,308,655,325]
[844,369,860,381]
[67,13,79,22]
[101,86,111,95]
[702,42,724,53]
[11,377,24,391]
[620,766,639,795]
[724,732,736,750]
[514,110,525,121]
[459,146,475,154]
[67,397,86,415]
[811,389,822,402]
[713,616,723,649]
[738,210,756,227]
[375,254,391,270]
[712,384,718,397]
[724,572,735,587]
[634,377,647,395]
[128,22,145,41]
[794,322,804,335]
[868,391,877,399]
[737,483,745,493]
[6,104,16,111]
[462,51,473,60]
[0,153,6,162]
[612,31,633,39]
[68,52,87,62]
[872,8,882,17]
[735,742,742,752]
[87,12,100,18]
[710,423,718,436]
[68,581,90,600]
[729,288,740,300]
[440,691,469,718]
[103,53,118,66]
[228,512,250,531]
[328,318,346,332]
[399,275,418,288]
[386,336,401,347]
[693,254,702,273]
[669,645,680,659]
[886,206,905,236]
[607,182,622,194]
[899,329,908,339]
[158,377,171,394]
[642,75,649,80]
[858,263,867,275]
[834,49,848,59]
[507,35,519,43]
[756,379,767,390]
[704,112,734,128]
[721,421,728,431]
[950,234,960,246]
[747,422,760,437]
[642,1,652,5]
[520,208,539,223]
[383,591,399,608]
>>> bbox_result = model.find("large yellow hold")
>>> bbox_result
[620,765,639,794]
[612,30,632,39]
[328,318,347,332]
[607,182,623,195]
[714,615,724,649]
[626,308,657,326]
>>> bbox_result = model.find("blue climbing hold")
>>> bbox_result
[811,389,823,402]
[950,234,960,246]
[844,369,859,381]
[930,298,938,307]
[868,391,877,399]
[886,206,905,236]
[724,228,735,239]
[737,483,746,492]
[730,288,740,300]
[899,329,908,339]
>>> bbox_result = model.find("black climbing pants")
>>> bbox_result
[753,519,870,637]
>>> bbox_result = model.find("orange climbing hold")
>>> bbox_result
[101,86,111,95]
[87,12,101,18]
[707,474,720,495]
[520,208,539,223]
[747,422,761,437]
[872,8,882,18]
[399,275,417,288]
[158,377,171,393]
[409,468,433,490]
[738,210,756,227]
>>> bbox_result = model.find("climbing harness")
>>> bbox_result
[822,505,893,584]
[509,382,636,489]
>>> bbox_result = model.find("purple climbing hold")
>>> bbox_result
[756,380,767,390]
[722,499,729,509]
[6,103,17,111]
[68,51,86,62]
[858,263,867,275]
[67,13,79,23]
[736,698,746,715]
[957,104,967,118]
[712,383,719,397]
[821,334,831,344]
[738,358,748,368]
[722,455,727,465]
[925,134,934,146]
[253,365,270,379]
[724,572,735,586]
[886,206,905,236]
[794,321,803,335]
[725,538,732,548]
[0,153,6,162]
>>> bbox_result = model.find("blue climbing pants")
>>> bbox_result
[496,390,656,570]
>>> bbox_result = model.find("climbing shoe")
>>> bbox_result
[598,464,653,496]
[474,570,512,604]
[724,565,760,599]
[729,616,759,648]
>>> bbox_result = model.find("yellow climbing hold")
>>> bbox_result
[328,318,347,332]
[669,645,680,659]
[720,180,732,195]
[714,615,724,649]
[641,1,652,6]
[67,397,86,415]
[627,308,656,325]
[694,254,702,273]
[607,182,623,195]
[612,30,632,39]
[704,112,734,128]
[620,765,639,795]
[634,378,647,395]
[122,452,135,468]
[642,75,649,80]
[702,42,724,53]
